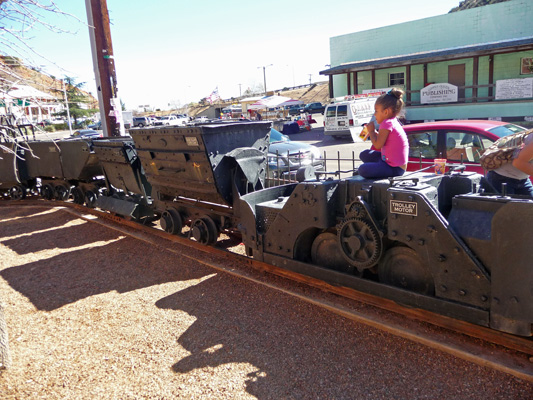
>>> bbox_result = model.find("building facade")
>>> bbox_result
[320,0,533,124]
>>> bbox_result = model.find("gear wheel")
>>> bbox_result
[337,218,382,271]
[345,201,366,219]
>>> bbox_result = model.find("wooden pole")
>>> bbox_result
[86,0,123,137]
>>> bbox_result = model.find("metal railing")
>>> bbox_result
[264,150,361,187]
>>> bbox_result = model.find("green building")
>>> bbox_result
[320,0,533,125]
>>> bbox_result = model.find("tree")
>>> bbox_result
[55,76,98,126]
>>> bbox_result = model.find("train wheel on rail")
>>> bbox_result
[84,190,97,208]
[190,216,218,245]
[54,185,70,201]
[9,185,26,200]
[160,208,183,235]
[41,184,55,200]
[378,246,435,296]
[311,232,356,274]
[71,187,85,205]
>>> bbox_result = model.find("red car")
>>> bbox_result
[404,120,526,174]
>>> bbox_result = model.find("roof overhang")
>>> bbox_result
[320,36,533,76]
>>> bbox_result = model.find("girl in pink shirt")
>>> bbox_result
[358,88,408,179]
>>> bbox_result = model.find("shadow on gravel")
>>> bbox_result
[156,274,406,398]
[0,208,78,238]
[0,208,212,311]
[157,274,533,399]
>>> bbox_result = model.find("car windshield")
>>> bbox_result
[269,128,290,143]
[161,117,169,120]
[487,123,526,138]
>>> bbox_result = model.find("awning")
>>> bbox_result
[249,95,304,110]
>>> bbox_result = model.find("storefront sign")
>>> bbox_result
[420,83,458,104]
[495,78,533,100]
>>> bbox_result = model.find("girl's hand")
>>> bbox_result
[366,121,375,133]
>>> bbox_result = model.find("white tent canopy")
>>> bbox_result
[9,84,55,100]
[249,95,303,110]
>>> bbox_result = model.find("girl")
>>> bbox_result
[358,88,408,179]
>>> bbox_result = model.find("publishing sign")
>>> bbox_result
[420,83,458,104]
[495,78,533,100]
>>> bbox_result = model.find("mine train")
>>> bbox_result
[1,122,532,336]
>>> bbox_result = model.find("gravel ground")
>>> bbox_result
[0,205,532,400]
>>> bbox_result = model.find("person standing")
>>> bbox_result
[358,88,408,179]
[486,132,533,196]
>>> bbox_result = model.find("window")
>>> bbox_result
[337,105,348,117]
[326,106,336,117]
[445,131,484,162]
[521,57,533,75]
[408,131,438,158]
[389,72,404,86]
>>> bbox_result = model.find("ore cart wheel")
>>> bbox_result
[9,185,26,200]
[84,190,97,208]
[41,184,55,200]
[54,185,70,201]
[191,217,218,245]
[311,232,356,274]
[378,247,435,296]
[71,187,85,205]
[160,208,183,235]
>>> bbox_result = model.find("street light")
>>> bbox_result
[258,64,273,95]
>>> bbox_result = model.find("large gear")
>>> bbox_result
[345,201,366,219]
[337,217,382,271]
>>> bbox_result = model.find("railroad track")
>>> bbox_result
[2,199,533,382]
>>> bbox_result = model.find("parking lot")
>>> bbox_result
[283,113,372,176]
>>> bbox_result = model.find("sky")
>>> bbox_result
[9,0,462,110]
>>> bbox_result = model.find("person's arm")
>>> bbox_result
[512,141,533,176]
[366,121,390,150]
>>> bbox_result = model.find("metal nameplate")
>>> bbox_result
[185,136,199,146]
[390,200,418,216]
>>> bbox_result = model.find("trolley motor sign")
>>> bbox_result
[421,83,458,104]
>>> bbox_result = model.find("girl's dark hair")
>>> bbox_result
[376,88,404,117]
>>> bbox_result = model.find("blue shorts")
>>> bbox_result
[358,150,405,179]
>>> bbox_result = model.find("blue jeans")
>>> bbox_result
[486,171,533,197]
[358,150,406,179]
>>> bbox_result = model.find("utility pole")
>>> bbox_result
[85,0,124,137]
[258,64,273,95]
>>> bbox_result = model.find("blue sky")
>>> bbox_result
[15,0,461,110]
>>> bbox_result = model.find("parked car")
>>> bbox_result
[268,128,323,179]
[287,104,303,116]
[133,117,151,127]
[404,120,527,174]
[324,97,377,139]
[69,129,103,139]
[88,121,102,130]
[304,102,325,114]
[153,115,187,126]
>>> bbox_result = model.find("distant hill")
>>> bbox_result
[449,0,510,13]
[0,55,98,108]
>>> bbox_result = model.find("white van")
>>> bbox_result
[324,96,378,141]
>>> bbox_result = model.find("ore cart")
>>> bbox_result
[23,139,103,203]
[91,137,155,221]
[0,141,34,199]
[130,122,271,244]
